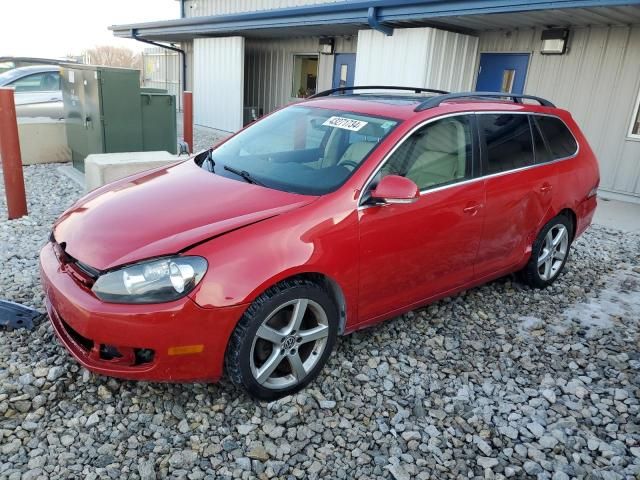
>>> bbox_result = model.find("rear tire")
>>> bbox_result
[521,214,573,289]
[225,278,338,401]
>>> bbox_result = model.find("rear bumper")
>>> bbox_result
[40,242,247,382]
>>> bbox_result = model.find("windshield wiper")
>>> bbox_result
[223,165,265,186]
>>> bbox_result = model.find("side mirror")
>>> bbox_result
[370,175,420,205]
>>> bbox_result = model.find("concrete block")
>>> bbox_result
[84,151,181,191]
[17,118,70,165]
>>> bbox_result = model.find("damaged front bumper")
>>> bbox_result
[39,242,247,382]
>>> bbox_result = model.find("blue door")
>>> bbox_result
[332,54,356,89]
[476,53,530,94]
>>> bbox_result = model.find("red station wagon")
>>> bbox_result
[40,87,599,400]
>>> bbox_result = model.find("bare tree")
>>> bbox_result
[84,46,142,70]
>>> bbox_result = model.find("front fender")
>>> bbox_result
[186,200,360,329]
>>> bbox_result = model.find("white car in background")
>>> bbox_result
[0,65,63,119]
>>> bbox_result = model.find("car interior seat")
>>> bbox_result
[405,119,467,188]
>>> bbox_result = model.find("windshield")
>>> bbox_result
[206,106,399,195]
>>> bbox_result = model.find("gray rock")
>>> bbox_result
[387,464,411,480]
[401,431,421,442]
[85,412,100,427]
[477,457,499,469]
[138,460,156,480]
[319,400,336,409]
[526,422,545,438]
[46,366,64,381]
[236,457,252,471]
[539,435,559,449]
[541,389,557,404]
[2,439,21,455]
[236,424,255,435]
[499,425,519,440]
[523,461,543,475]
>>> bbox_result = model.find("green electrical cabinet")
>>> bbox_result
[62,65,144,172]
[141,93,177,154]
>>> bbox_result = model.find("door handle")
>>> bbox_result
[540,183,553,193]
[463,203,483,215]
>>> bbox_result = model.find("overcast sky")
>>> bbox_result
[1,0,180,58]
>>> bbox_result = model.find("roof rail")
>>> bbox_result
[310,85,449,99]
[414,92,555,111]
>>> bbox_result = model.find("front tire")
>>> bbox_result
[225,279,338,401]
[521,214,573,288]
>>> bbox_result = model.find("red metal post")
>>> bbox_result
[0,88,27,219]
[183,91,193,154]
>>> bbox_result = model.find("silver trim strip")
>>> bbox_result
[357,110,579,210]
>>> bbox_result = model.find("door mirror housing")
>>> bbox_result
[370,175,420,204]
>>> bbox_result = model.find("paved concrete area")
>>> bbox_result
[593,198,640,233]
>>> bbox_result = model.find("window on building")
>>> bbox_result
[480,114,534,174]
[381,116,473,190]
[9,72,60,92]
[534,115,578,159]
[631,89,640,138]
[292,55,318,98]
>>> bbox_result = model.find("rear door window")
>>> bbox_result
[534,115,578,160]
[479,114,535,175]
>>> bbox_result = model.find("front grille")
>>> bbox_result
[61,318,94,352]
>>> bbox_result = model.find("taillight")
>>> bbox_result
[587,182,599,199]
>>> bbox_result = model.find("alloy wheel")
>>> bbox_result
[537,224,569,281]
[249,298,329,390]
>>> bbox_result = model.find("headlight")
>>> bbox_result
[92,256,208,304]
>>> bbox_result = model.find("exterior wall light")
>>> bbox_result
[319,38,335,55]
[541,28,570,55]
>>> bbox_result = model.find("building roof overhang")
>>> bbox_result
[110,0,640,42]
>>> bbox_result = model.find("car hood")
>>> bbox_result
[53,160,315,271]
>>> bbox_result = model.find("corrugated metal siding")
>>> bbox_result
[184,0,341,17]
[194,37,245,132]
[244,36,357,114]
[354,28,479,92]
[479,26,640,197]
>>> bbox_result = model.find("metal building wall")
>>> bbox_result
[244,36,357,115]
[194,37,245,132]
[479,26,640,199]
[183,0,340,17]
[354,28,479,92]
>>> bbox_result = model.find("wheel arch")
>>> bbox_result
[259,272,349,335]
[557,207,577,241]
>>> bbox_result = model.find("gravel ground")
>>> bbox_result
[1,164,639,480]
[176,115,230,153]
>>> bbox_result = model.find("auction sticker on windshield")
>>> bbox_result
[323,116,368,132]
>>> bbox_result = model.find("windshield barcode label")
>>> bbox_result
[322,116,368,131]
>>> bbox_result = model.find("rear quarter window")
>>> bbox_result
[534,115,578,160]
